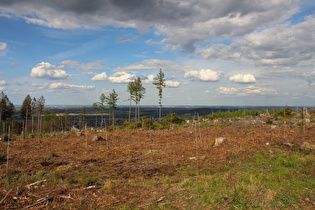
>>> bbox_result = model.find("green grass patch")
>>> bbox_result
[140,147,315,209]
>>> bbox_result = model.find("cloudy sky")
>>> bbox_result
[0,0,314,106]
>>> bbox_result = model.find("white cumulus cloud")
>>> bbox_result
[0,80,8,91]
[165,80,180,88]
[114,59,175,71]
[49,82,95,90]
[240,86,278,96]
[184,69,223,82]
[216,87,238,95]
[143,74,156,84]
[0,42,7,50]
[108,72,136,83]
[230,74,256,84]
[91,72,108,81]
[30,62,70,80]
[216,86,278,96]
[0,80,8,86]
[197,14,315,69]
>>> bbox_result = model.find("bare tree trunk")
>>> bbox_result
[159,104,162,122]
[113,110,115,127]
[2,123,5,142]
[37,113,39,133]
[32,115,34,134]
[135,104,137,123]
[6,126,10,174]
[0,109,2,135]
[129,99,131,122]
[25,111,28,136]
[102,113,104,129]
[138,103,140,123]
[50,121,52,135]
[104,117,107,132]
[40,114,42,134]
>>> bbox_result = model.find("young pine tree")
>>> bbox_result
[153,69,166,122]
[106,89,119,127]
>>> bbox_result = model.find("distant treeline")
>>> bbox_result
[1,89,313,139]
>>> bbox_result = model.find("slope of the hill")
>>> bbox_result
[0,123,314,209]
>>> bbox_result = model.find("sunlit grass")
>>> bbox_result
[140,147,315,209]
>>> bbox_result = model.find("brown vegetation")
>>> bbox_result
[0,122,314,209]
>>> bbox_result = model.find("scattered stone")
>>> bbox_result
[91,135,104,141]
[301,142,315,150]
[214,137,226,147]
[266,142,270,146]
[270,125,277,129]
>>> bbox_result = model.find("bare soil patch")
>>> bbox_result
[0,123,314,208]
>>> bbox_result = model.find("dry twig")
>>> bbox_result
[22,195,52,209]
[26,180,46,190]
[0,188,13,204]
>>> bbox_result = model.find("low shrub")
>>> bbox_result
[266,118,273,124]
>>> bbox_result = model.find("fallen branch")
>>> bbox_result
[26,192,41,198]
[22,195,52,209]
[26,180,46,190]
[138,202,152,208]
[156,196,165,203]
[85,185,96,190]
[60,194,73,200]
[138,196,166,207]
[73,185,96,191]
[0,188,13,204]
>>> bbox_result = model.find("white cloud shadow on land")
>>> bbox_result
[30,62,71,80]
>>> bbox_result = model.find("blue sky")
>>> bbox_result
[0,0,314,106]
